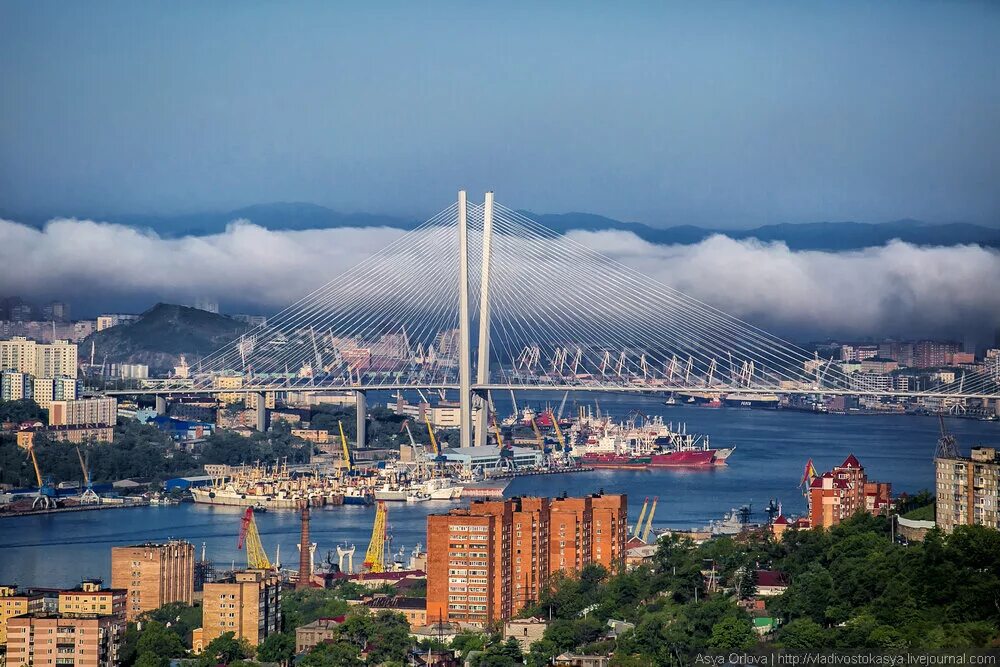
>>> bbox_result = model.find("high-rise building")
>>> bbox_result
[510,497,550,612]
[913,340,962,369]
[6,613,123,667]
[0,337,78,379]
[426,493,626,626]
[49,397,117,427]
[590,494,628,573]
[427,503,508,626]
[548,496,593,575]
[0,585,44,644]
[42,302,70,322]
[807,455,892,529]
[110,541,195,621]
[935,446,1000,533]
[1,370,32,402]
[197,570,281,648]
[31,376,80,409]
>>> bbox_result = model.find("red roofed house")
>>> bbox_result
[755,570,790,597]
[769,514,810,541]
[808,454,891,529]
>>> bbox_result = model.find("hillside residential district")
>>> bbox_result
[1,298,1000,665]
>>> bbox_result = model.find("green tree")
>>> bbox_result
[707,615,756,652]
[134,652,167,667]
[256,632,295,665]
[474,637,524,667]
[451,631,488,657]
[300,640,362,667]
[778,619,828,650]
[136,621,187,659]
[199,632,253,666]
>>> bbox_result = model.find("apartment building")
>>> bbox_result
[6,613,123,667]
[590,494,628,573]
[426,505,507,626]
[0,584,44,644]
[110,541,195,621]
[549,496,594,575]
[49,398,118,427]
[936,446,1000,532]
[808,455,892,529]
[31,377,79,410]
[426,493,626,626]
[57,580,126,620]
[0,337,78,378]
[198,570,281,648]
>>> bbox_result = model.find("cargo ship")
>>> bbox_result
[723,392,781,410]
[461,478,511,498]
[571,413,733,469]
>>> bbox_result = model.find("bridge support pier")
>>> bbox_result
[255,392,269,432]
[457,190,473,448]
[155,395,168,416]
[355,390,367,448]
[474,191,495,448]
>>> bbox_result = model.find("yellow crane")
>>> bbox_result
[641,497,659,543]
[425,415,440,457]
[338,420,353,473]
[492,417,505,448]
[529,417,544,449]
[362,501,388,573]
[633,497,650,539]
[549,409,566,452]
[237,507,272,570]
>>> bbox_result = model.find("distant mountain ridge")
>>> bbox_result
[8,202,1000,251]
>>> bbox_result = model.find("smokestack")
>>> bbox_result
[296,498,311,589]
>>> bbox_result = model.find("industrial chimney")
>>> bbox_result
[296,498,311,589]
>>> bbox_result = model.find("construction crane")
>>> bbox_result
[492,417,505,449]
[400,419,417,447]
[237,507,272,570]
[549,409,570,459]
[529,417,545,449]
[633,497,650,539]
[23,442,56,509]
[362,501,389,573]
[641,497,659,543]
[338,420,353,473]
[75,446,100,504]
[425,415,441,458]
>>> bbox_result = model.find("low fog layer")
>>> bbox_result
[2,217,998,342]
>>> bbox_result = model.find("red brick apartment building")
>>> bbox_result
[427,493,626,626]
[808,454,891,528]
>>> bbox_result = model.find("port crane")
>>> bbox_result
[632,497,658,543]
[362,500,389,573]
[338,420,353,473]
[529,416,553,467]
[548,409,571,461]
[22,441,56,509]
[237,507,272,570]
[75,446,100,504]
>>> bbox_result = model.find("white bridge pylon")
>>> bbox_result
[168,191,999,447]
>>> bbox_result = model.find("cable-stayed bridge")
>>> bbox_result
[111,191,1000,447]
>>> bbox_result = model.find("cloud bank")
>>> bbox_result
[1,217,998,342]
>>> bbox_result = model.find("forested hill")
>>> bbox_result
[84,303,248,371]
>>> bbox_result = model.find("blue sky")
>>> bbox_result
[1,1,998,227]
